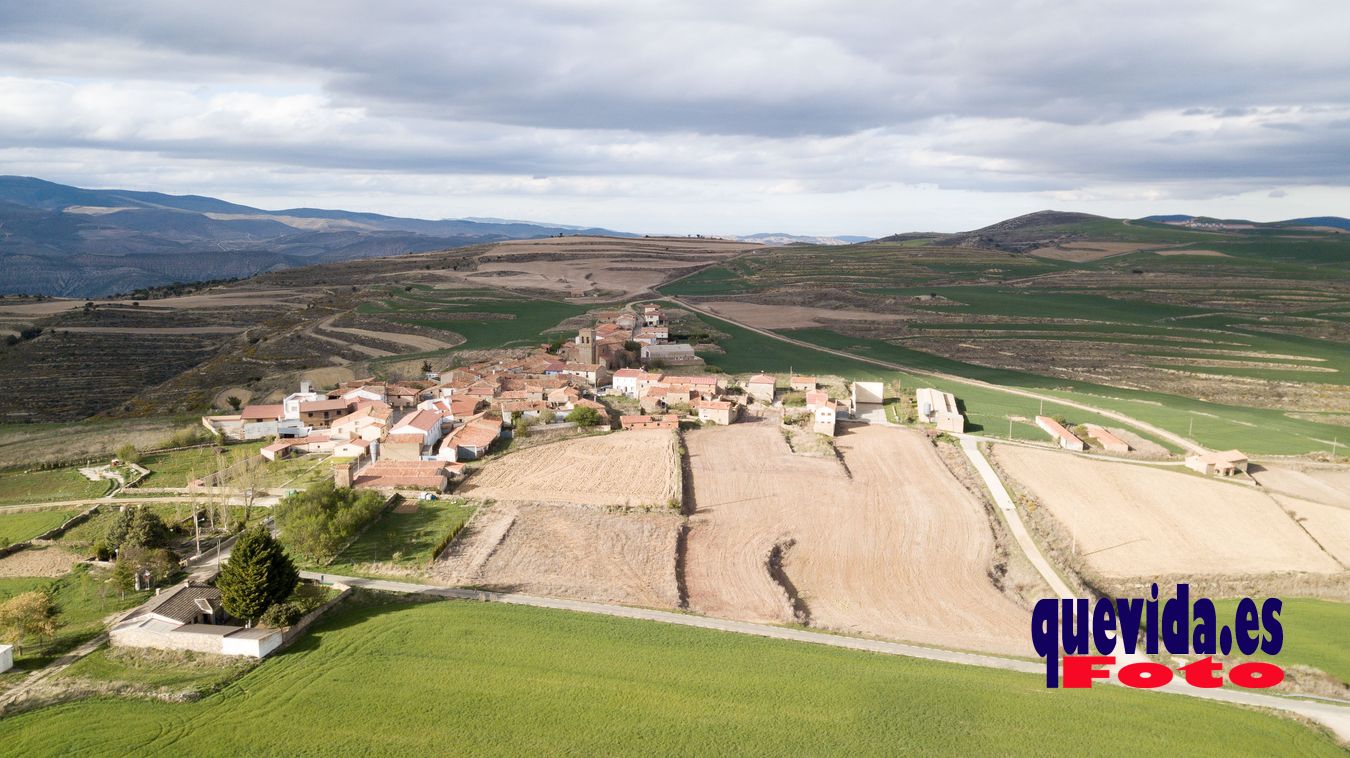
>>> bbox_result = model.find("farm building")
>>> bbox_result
[745,374,776,404]
[1084,424,1131,453]
[110,582,283,659]
[641,343,699,365]
[915,388,965,434]
[693,399,737,426]
[1035,416,1086,451]
[438,416,504,461]
[790,375,817,391]
[0,644,11,673]
[1185,449,1249,477]
[620,414,679,430]
[850,381,884,414]
[333,437,377,462]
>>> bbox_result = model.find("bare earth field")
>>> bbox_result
[459,430,680,508]
[684,418,1032,656]
[1271,496,1350,566]
[1253,464,1350,507]
[438,501,681,607]
[1028,241,1161,262]
[991,445,1343,578]
[469,236,757,299]
[1155,249,1233,257]
[315,323,458,352]
[698,301,908,329]
[0,545,81,577]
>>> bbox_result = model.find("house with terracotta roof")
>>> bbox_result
[298,398,352,428]
[438,416,503,461]
[620,414,679,430]
[1185,449,1248,477]
[329,402,393,442]
[353,460,462,491]
[389,408,447,449]
[1084,424,1131,453]
[790,375,818,392]
[745,374,777,404]
[693,399,736,426]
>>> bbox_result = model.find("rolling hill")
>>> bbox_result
[0,176,637,297]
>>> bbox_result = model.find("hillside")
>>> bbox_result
[0,176,637,298]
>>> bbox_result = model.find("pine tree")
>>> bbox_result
[216,527,299,624]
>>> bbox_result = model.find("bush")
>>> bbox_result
[106,506,170,552]
[114,443,142,465]
[259,601,304,628]
[566,406,605,428]
[112,547,180,590]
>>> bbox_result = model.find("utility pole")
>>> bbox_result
[1188,415,1194,438]
[1039,398,1044,416]
[1008,417,1013,440]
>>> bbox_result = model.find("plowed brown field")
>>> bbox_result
[683,418,1031,656]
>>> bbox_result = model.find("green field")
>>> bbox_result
[1212,598,1350,686]
[359,289,588,352]
[0,508,79,547]
[0,594,1341,755]
[310,498,475,577]
[137,442,266,488]
[58,646,254,694]
[0,467,110,506]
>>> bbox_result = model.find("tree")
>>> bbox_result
[0,591,58,653]
[225,395,242,411]
[420,360,433,374]
[216,527,298,624]
[122,507,170,551]
[274,480,386,562]
[113,547,180,590]
[566,405,604,428]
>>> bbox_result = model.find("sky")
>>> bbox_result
[0,1,1347,236]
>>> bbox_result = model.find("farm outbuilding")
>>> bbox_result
[1035,416,1085,451]
[850,381,884,414]
[1185,449,1249,477]
[915,388,965,434]
[1084,424,1131,453]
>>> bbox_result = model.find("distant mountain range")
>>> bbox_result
[1140,214,1350,229]
[721,232,875,246]
[0,176,638,297]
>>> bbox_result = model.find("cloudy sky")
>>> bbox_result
[1,1,1347,236]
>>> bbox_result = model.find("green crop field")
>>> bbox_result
[0,508,79,547]
[138,442,266,488]
[355,288,588,353]
[311,498,475,578]
[0,467,111,506]
[0,595,1341,755]
[1211,598,1349,686]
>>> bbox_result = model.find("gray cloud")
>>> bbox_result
[0,0,1346,230]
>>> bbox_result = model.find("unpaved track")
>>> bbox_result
[684,418,1031,656]
[992,444,1343,577]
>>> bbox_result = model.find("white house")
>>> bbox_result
[812,403,838,436]
[388,409,446,449]
[0,643,12,673]
[745,374,776,404]
[282,381,322,421]
[612,368,646,398]
[110,582,284,659]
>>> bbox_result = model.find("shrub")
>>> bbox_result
[112,547,180,590]
[566,406,604,428]
[259,601,303,628]
[114,443,142,465]
[106,506,170,551]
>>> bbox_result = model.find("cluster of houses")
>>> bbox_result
[202,348,618,492]
[560,303,702,369]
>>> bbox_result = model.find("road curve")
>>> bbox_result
[668,297,1205,454]
[305,571,1350,742]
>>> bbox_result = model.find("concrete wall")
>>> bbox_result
[0,644,11,673]
[221,632,283,658]
[111,626,226,656]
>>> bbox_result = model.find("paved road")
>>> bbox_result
[306,571,1350,741]
[670,297,1205,454]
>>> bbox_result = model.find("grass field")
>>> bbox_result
[0,566,149,671]
[313,498,475,577]
[0,467,110,506]
[58,646,254,694]
[0,508,79,547]
[137,442,266,488]
[0,594,1341,755]
[785,328,1346,454]
[1212,598,1350,686]
[360,289,587,352]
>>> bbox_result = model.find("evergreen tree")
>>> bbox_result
[216,527,298,624]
